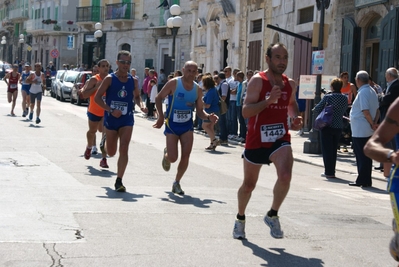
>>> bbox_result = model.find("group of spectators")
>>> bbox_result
[313,67,399,188]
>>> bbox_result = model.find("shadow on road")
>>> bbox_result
[160,191,226,208]
[86,166,116,178]
[323,177,389,194]
[97,187,151,202]
[241,239,324,267]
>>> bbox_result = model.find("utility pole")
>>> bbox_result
[303,0,330,154]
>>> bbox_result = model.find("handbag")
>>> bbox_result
[218,96,228,115]
[313,104,334,130]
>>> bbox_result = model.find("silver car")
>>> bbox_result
[56,71,79,102]
[51,70,65,98]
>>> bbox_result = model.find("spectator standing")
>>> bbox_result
[348,70,379,187]
[146,69,157,118]
[313,78,348,178]
[157,68,167,93]
[224,66,239,139]
[202,74,220,150]
[235,71,247,143]
[217,72,230,145]
[142,67,150,107]
[149,79,158,119]
[378,68,399,177]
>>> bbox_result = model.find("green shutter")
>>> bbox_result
[340,17,361,84]
[55,7,58,21]
[377,7,399,85]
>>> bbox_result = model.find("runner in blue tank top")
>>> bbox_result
[153,61,219,195]
[94,51,147,192]
[364,97,399,263]
[19,64,32,117]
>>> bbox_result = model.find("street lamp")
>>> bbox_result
[18,34,24,61]
[167,4,183,72]
[1,36,6,61]
[94,22,103,61]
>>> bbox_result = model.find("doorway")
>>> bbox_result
[365,42,379,82]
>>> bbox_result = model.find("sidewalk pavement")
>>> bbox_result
[193,128,387,183]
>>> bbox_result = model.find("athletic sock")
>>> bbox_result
[267,209,278,217]
[236,213,245,221]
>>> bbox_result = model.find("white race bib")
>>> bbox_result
[173,110,191,123]
[260,123,286,142]
[10,84,17,89]
[110,101,128,115]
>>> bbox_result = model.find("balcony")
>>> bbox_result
[26,19,45,34]
[1,19,15,31]
[76,6,103,30]
[105,3,135,27]
[44,20,79,35]
[8,7,29,22]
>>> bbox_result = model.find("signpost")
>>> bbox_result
[50,49,59,59]
[298,75,337,99]
[311,50,325,75]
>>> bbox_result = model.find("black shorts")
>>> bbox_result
[242,140,291,165]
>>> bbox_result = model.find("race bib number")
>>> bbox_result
[260,123,286,143]
[10,84,17,89]
[110,101,128,115]
[173,110,191,123]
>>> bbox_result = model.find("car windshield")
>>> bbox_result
[0,63,11,70]
[57,71,65,79]
[65,72,79,82]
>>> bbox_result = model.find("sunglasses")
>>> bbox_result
[100,65,109,68]
[118,60,131,65]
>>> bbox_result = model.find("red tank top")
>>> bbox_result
[8,73,19,90]
[245,72,292,149]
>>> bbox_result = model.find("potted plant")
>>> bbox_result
[53,24,61,31]
[50,20,57,24]
[67,20,73,25]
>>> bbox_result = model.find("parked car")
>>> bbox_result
[51,70,65,98]
[56,70,79,102]
[0,61,12,79]
[70,71,92,105]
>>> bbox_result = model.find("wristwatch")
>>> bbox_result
[387,150,394,162]
[108,108,115,115]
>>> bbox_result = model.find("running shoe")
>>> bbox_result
[172,182,184,195]
[100,134,107,154]
[22,110,26,117]
[162,147,170,172]
[100,158,109,168]
[35,117,41,124]
[84,147,92,160]
[264,215,284,239]
[92,146,98,155]
[233,219,246,239]
[28,112,33,121]
[114,178,126,192]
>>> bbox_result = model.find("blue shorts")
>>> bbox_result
[164,119,193,136]
[21,85,30,95]
[388,165,399,230]
[242,140,291,165]
[87,111,103,122]
[104,113,134,131]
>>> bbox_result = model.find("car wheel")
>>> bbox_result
[77,97,82,106]
[56,91,60,100]
[60,91,65,102]
[70,95,75,104]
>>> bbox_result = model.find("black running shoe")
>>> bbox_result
[114,178,126,192]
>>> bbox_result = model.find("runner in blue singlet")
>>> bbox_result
[153,61,219,195]
[94,50,147,192]
[364,97,399,263]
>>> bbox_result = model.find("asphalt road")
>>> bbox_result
[0,81,396,267]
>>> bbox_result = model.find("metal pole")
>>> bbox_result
[2,44,5,61]
[303,0,325,154]
[96,38,100,60]
[20,43,23,61]
[171,27,178,71]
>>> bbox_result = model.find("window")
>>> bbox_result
[251,19,262,33]
[47,7,50,19]
[298,6,314,25]
[121,43,131,51]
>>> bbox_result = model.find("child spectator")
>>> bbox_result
[149,79,158,119]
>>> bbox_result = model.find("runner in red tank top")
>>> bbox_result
[233,43,303,240]
[3,64,20,116]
